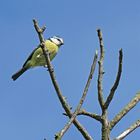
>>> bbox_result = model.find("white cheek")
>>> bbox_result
[56,40,60,45]
[54,40,60,45]
[51,38,58,45]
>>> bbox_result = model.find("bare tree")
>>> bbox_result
[33,19,140,140]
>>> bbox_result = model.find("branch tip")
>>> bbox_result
[104,48,123,109]
[97,28,101,33]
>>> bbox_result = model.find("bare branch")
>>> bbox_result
[33,19,46,42]
[104,49,123,109]
[97,29,111,140]
[63,109,102,122]
[97,29,105,110]
[114,119,140,140]
[56,51,98,139]
[78,109,102,122]
[33,19,93,140]
[110,92,140,130]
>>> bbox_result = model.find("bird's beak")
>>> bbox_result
[61,42,64,45]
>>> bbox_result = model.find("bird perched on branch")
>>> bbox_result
[12,36,64,81]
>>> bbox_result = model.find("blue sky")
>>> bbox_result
[0,0,140,139]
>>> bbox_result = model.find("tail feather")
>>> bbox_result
[12,67,28,81]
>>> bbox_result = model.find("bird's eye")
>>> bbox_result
[57,38,61,42]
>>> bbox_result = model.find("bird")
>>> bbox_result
[12,36,64,81]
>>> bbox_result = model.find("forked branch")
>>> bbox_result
[33,19,93,140]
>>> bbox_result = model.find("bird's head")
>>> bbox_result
[49,36,64,47]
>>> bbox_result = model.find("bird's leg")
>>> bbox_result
[44,65,54,73]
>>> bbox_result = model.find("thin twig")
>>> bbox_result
[104,49,123,109]
[56,51,98,138]
[33,19,46,42]
[114,119,140,140]
[78,109,102,122]
[33,19,93,140]
[110,92,140,130]
[97,29,105,110]
[63,109,102,122]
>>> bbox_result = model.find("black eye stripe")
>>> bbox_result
[57,38,61,42]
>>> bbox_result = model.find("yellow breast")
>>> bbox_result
[45,40,59,57]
